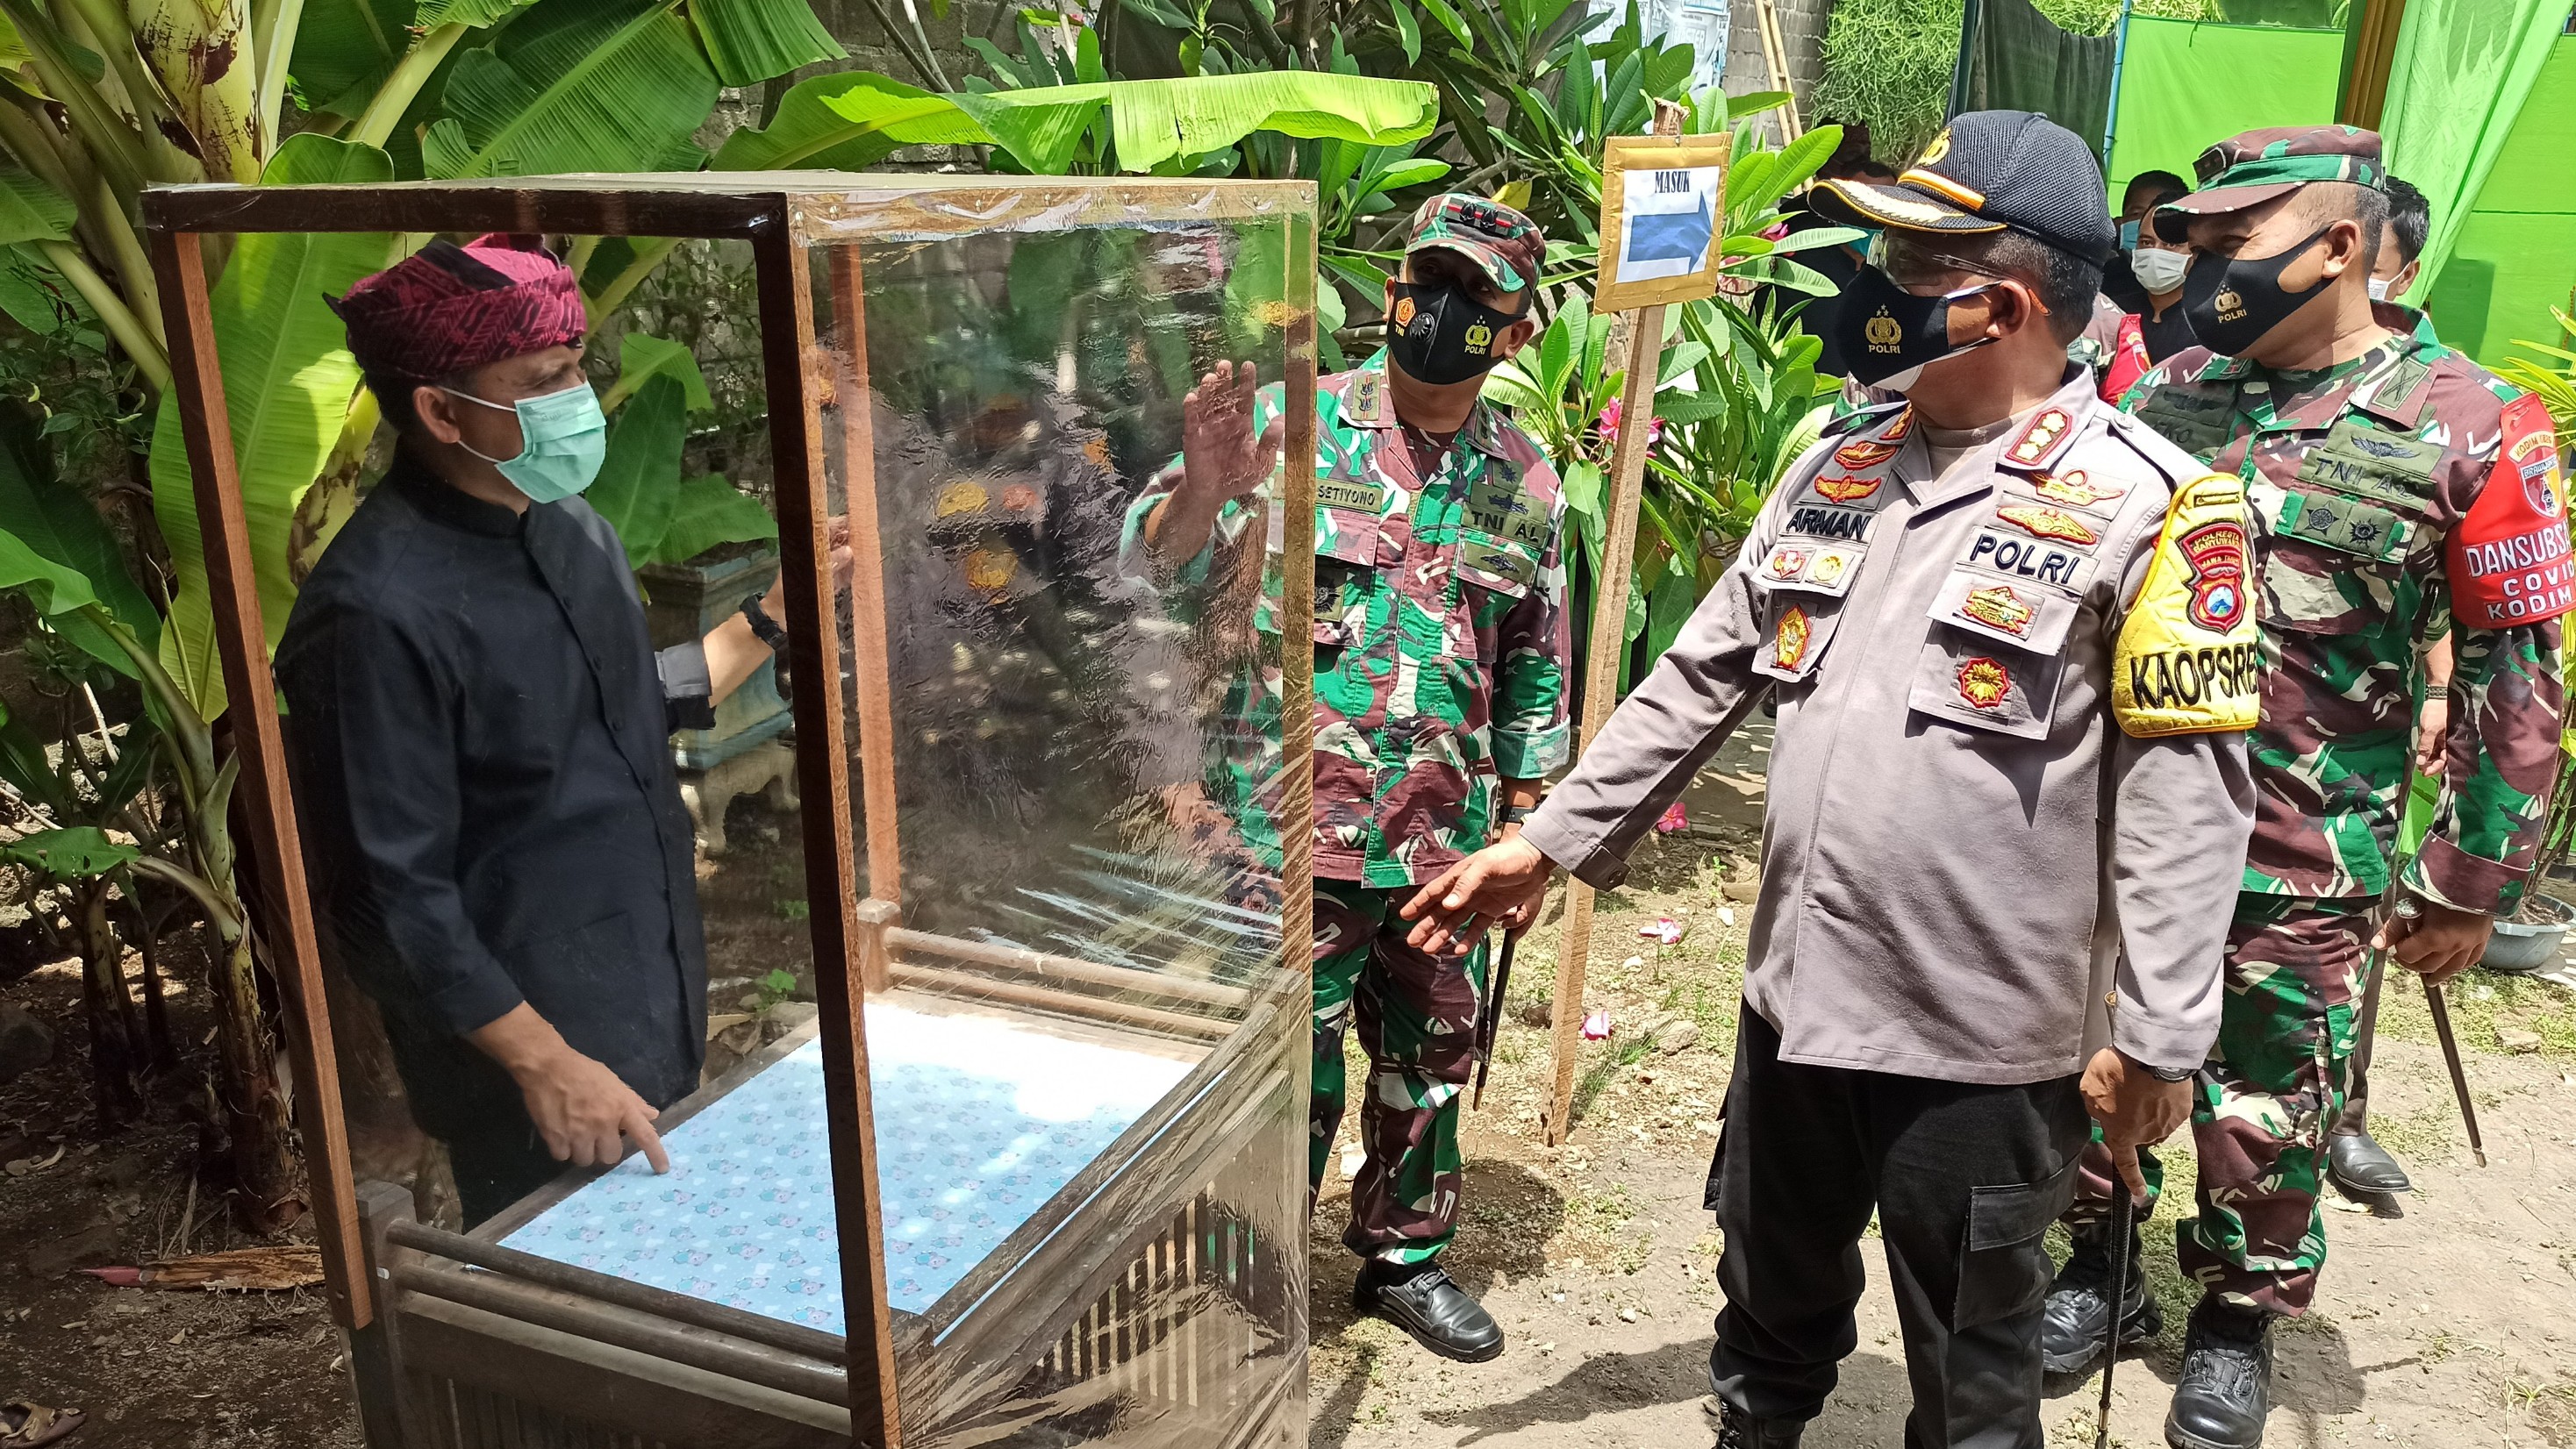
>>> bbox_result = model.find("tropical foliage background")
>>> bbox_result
[0,0,1845,1222]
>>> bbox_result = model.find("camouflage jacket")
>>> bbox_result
[1129,353,1573,889]
[2124,332,2566,913]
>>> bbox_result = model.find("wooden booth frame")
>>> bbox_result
[142,173,1320,1448]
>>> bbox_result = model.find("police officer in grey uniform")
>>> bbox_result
[1403,112,2259,1449]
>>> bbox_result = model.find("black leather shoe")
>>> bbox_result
[2165,1298,2275,1449]
[1354,1262,1504,1362]
[1707,1396,1805,1448]
[2327,1129,2414,1196]
[2040,1225,2162,1374]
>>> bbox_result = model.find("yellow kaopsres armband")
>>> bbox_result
[2114,474,2261,738]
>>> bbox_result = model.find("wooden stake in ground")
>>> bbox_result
[1543,108,1731,1146]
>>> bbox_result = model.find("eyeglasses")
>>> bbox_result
[1865,232,2001,288]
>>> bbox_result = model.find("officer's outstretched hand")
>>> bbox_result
[1401,836,1555,955]
[2082,1047,2188,1204]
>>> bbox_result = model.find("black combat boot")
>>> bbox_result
[2326,1128,2413,1196]
[2039,1222,2162,1373]
[1355,1260,1504,1362]
[1711,1397,1805,1449]
[2165,1297,2276,1449]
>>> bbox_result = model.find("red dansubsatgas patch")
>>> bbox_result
[2449,393,2575,629]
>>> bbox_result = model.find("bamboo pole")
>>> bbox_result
[1544,101,1686,1146]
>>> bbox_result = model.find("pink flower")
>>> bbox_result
[1582,1009,1612,1041]
[1598,396,1666,448]
[1654,801,1689,834]
[1641,917,1685,945]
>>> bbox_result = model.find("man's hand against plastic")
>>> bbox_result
[2373,896,2491,986]
[1400,836,1554,955]
[2081,1046,2188,1203]
[1148,360,1284,567]
[470,1003,670,1173]
[1178,360,1283,511]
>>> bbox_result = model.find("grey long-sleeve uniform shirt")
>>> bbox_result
[1522,371,2256,1084]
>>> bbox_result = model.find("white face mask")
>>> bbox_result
[2369,263,2420,304]
[2366,276,2393,302]
[2129,246,2190,296]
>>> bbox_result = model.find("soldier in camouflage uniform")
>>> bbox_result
[1134,195,1572,1363]
[2042,127,2572,1449]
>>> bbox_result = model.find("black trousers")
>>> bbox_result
[447,1112,564,1229]
[1707,1008,2088,1449]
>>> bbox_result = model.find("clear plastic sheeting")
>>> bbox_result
[817,211,1313,1446]
[151,175,1316,1449]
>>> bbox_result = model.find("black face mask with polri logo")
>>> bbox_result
[1832,264,2000,391]
[1387,280,1521,386]
[2180,223,2337,358]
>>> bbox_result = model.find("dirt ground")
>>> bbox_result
[1308,725,2576,1449]
[0,800,813,1448]
[5,741,2574,1448]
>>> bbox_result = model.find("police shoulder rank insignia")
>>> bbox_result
[2114,474,2262,737]
[1814,473,1883,503]
[1834,437,1900,470]
[2448,391,2575,628]
[1774,604,1814,672]
[2030,469,2124,510]
[2005,408,2072,467]
[1996,503,2099,546]
[1956,656,2011,710]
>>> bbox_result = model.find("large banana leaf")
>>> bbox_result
[290,0,421,117]
[414,0,536,24]
[650,475,774,567]
[147,134,396,720]
[421,0,719,179]
[686,0,843,87]
[709,70,990,172]
[955,72,1442,175]
[0,408,156,673]
[588,371,687,568]
[0,164,75,243]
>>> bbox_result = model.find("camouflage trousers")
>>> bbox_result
[2070,894,2367,1315]
[1311,879,1488,1265]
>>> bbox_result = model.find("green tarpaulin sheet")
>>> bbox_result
[2104,18,2343,200]
[2382,0,2569,307]
[1962,0,2117,153]
[2419,37,2576,361]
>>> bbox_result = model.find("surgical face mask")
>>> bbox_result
[1834,263,2000,390]
[2129,246,2190,296]
[2366,275,2393,302]
[2180,223,2337,358]
[1387,279,1521,386]
[2119,218,2142,249]
[440,380,609,503]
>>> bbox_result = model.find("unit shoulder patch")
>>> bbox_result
[2114,474,2263,737]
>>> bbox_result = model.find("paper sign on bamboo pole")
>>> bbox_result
[1542,113,1728,1147]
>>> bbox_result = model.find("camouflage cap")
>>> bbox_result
[1403,193,1545,293]
[2155,125,2386,235]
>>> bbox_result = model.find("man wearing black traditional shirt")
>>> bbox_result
[280,236,817,1224]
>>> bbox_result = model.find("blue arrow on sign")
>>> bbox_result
[1625,194,1713,267]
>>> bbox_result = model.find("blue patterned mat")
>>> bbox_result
[502,1002,1194,1331]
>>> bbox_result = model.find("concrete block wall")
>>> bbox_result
[1721,0,1833,147]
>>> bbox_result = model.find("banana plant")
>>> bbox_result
[0,407,292,1224]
